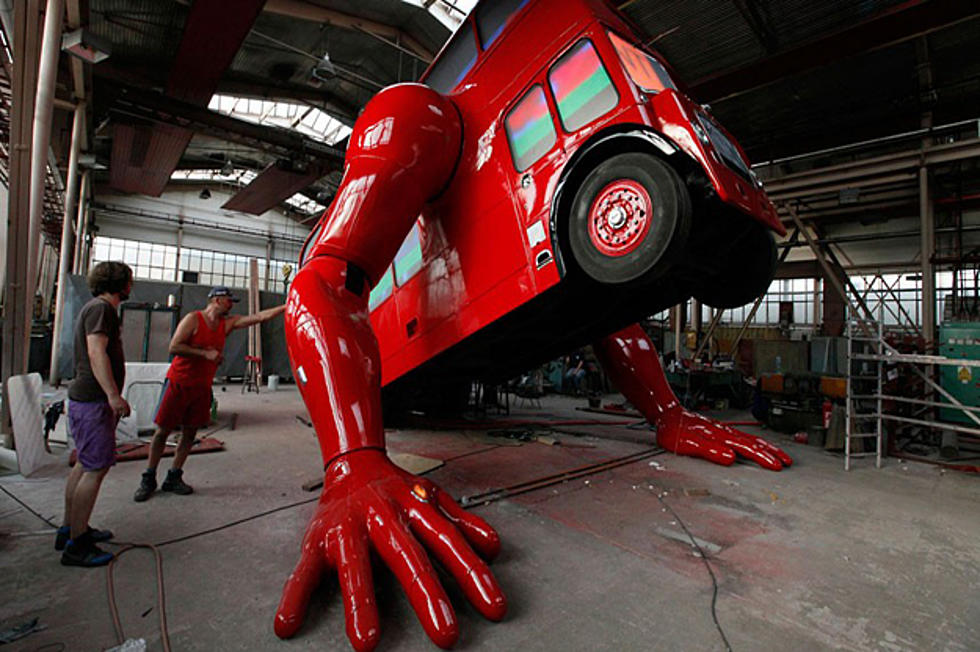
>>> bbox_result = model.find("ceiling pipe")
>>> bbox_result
[27,0,64,303]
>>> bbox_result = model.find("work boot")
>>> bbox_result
[60,532,114,567]
[55,525,113,551]
[133,469,158,502]
[161,468,193,495]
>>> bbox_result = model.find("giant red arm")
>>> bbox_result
[278,84,506,651]
[595,324,793,471]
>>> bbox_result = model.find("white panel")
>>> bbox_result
[8,373,58,477]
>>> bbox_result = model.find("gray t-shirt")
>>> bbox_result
[68,297,126,402]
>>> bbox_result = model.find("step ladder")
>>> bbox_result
[845,314,883,470]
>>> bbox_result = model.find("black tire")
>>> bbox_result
[694,223,777,309]
[567,153,691,285]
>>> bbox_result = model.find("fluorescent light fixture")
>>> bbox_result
[61,28,111,64]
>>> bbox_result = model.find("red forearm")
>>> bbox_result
[286,256,386,466]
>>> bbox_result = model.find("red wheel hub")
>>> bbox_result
[587,179,653,257]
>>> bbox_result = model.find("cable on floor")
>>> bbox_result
[653,488,733,652]
[106,543,171,652]
[0,484,58,528]
[154,496,318,547]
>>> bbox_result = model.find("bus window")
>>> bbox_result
[425,25,478,94]
[504,85,557,171]
[393,223,423,285]
[608,31,676,94]
[548,39,619,133]
[369,266,394,311]
[476,0,529,50]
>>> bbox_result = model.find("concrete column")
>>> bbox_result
[920,166,936,345]
[2,0,43,442]
[49,102,85,385]
[26,0,64,303]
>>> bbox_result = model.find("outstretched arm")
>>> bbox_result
[594,323,792,471]
[228,303,286,331]
[277,84,506,651]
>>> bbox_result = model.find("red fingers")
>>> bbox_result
[274,524,328,639]
[401,494,507,622]
[366,501,459,649]
[671,434,737,467]
[724,433,784,471]
[433,486,502,560]
[329,521,381,652]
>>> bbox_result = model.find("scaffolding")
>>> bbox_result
[845,309,980,470]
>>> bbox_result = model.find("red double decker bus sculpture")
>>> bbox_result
[277,1,791,649]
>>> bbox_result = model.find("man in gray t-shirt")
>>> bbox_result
[59,261,133,567]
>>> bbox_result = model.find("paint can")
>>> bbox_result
[268,374,280,391]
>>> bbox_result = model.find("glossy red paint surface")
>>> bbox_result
[365,0,783,387]
[282,1,791,649]
[303,84,462,284]
[274,449,505,651]
[595,324,793,471]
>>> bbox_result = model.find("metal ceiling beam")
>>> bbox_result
[763,138,980,196]
[263,0,435,61]
[109,0,266,195]
[691,0,980,103]
[93,63,360,126]
[221,160,327,215]
[104,82,345,164]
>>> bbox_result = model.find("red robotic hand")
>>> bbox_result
[274,449,507,651]
[654,404,792,471]
[595,323,792,471]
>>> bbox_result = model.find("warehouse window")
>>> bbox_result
[548,39,619,132]
[92,237,177,281]
[505,85,557,171]
[93,236,295,292]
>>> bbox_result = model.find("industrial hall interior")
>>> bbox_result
[2,0,979,650]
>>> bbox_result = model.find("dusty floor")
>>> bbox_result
[1,387,977,651]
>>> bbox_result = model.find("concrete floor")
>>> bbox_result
[1,387,977,651]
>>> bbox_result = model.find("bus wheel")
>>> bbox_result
[693,223,777,309]
[568,153,690,285]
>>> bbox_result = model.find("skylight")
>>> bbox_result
[401,0,476,30]
[208,94,351,146]
[170,168,328,216]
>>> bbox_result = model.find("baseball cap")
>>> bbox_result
[208,286,240,302]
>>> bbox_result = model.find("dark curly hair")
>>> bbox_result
[87,261,133,297]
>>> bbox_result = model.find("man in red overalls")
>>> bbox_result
[134,286,285,501]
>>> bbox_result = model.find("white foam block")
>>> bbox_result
[121,363,169,433]
[7,373,59,477]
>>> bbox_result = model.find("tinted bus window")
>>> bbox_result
[369,266,394,311]
[425,26,478,94]
[393,224,423,285]
[608,31,676,94]
[505,85,557,171]
[548,39,619,132]
[476,0,529,49]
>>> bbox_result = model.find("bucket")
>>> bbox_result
[268,374,280,391]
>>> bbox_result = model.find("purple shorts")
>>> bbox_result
[68,400,116,471]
